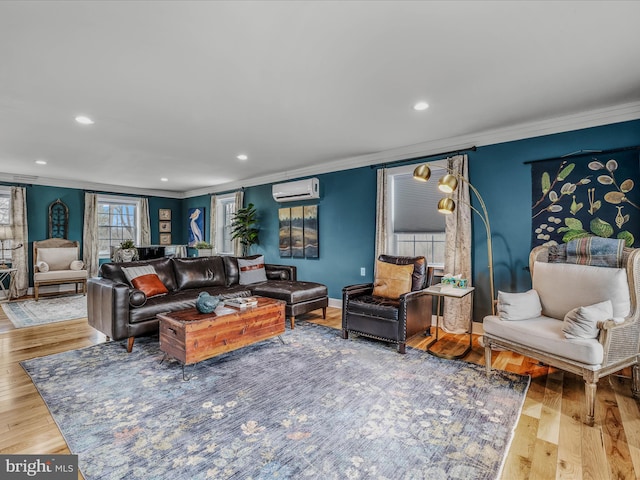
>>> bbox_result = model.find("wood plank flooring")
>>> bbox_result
[1,304,638,479]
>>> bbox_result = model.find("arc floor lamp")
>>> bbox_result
[413,163,496,316]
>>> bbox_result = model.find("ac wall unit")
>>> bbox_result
[272,178,320,202]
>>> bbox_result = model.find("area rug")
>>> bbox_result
[2,295,87,328]
[21,322,530,480]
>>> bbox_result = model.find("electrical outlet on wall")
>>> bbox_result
[360,267,366,276]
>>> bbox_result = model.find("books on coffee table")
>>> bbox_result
[225,296,259,308]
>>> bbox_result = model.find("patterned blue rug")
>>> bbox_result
[3,295,87,327]
[21,322,529,479]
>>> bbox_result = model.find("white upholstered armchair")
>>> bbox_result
[33,238,88,301]
[484,243,640,426]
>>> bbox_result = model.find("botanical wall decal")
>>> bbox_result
[530,150,639,248]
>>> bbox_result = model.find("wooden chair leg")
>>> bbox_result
[341,329,349,339]
[397,342,406,354]
[485,345,493,375]
[35,284,39,301]
[632,364,640,399]
[290,317,295,329]
[322,307,327,319]
[584,380,597,426]
[127,337,135,353]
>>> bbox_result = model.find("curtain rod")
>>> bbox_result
[370,146,477,169]
[523,145,640,165]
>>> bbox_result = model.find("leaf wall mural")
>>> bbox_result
[530,150,640,248]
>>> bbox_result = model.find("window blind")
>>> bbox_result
[392,171,446,234]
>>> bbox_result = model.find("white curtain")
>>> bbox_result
[10,187,28,297]
[82,193,100,277]
[233,190,244,256]
[443,155,473,333]
[140,198,151,245]
[209,195,217,252]
[374,168,388,262]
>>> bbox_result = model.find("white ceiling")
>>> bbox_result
[1,1,639,198]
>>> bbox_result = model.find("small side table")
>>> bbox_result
[0,267,18,302]
[424,283,475,359]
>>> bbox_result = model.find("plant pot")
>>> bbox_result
[196,248,214,257]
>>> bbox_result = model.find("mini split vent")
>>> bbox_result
[272,178,320,202]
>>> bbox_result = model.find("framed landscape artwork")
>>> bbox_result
[278,205,319,258]
[278,208,291,257]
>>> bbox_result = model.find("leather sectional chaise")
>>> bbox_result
[87,255,328,352]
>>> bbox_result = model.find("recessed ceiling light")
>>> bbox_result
[236,154,248,161]
[75,115,95,125]
[413,102,429,111]
[35,159,47,165]
[160,177,169,182]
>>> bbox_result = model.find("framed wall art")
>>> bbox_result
[278,205,319,258]
[159,221,171,233]
[290,206,304,258]
[303,205,319,258]
[159,233,172,245]
[159,208,171,221]
[278,208,292,257]
[188,207,205,246]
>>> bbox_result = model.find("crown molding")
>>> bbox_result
[0,173,186,199]
[4,101,640,199]
[184,100,640,198]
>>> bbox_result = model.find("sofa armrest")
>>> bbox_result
[265,264,297,281]
[87,277,132,341]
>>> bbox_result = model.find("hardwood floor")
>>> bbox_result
[1,304,638,479]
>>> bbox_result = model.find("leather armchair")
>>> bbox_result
[342,255,434,353]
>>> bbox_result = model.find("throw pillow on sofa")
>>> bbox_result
[497,289,542,321]
[122,265,169,298]
[238,255,268,285]
[563,300,613,339]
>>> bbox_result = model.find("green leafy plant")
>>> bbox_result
[194,241,213,249]
[120,239,136,249]
[231,203,259,255]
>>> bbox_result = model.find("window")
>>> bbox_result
[0,187,11,264]
[97,195,141,259]
[386,164,446,267]
[215,194,236,255]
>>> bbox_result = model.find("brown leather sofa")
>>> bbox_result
[87,255,328,352]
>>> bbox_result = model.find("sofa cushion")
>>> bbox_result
[36,247,78,271]
[34,270,88,281]
[372,260,413,299]
[100,257,178,292]
[483,315,604,365]
[250,281,327,304]
[497,289,542,321]
[532,261,630,319]
[122,265,169,298]
[172,256,226,290]
[563,300,613,339]
[238,255,268,285]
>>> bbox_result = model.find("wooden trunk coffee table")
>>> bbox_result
[158,297,285,379]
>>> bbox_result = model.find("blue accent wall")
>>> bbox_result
[244,168,378,299]
[242,119,640,320]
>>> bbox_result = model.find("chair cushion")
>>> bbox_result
[497,289,542,321]
[378,254,427,291]
[563,300,613,339]
[36,247,78,271]
[348,295,400,321]
[532,261,630,319]
[372,261,413,299]
[483,315,603,365]
[34,270,88,281]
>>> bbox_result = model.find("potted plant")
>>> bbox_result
[118,239,138,262]
[194,241,214,257]
[231,203,259,256]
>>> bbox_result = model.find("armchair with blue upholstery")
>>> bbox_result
[342,255,434,353]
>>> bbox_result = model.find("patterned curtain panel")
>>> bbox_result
[82,193,100,277]
[210,195,217,252]
[139,198,151,245]
[233,190,244,256]
[531,149,640,248]
[374,168,388,263]
[443,155,473,333]
[10,187,28,297]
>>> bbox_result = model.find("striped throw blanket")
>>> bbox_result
[566,237,624,268]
